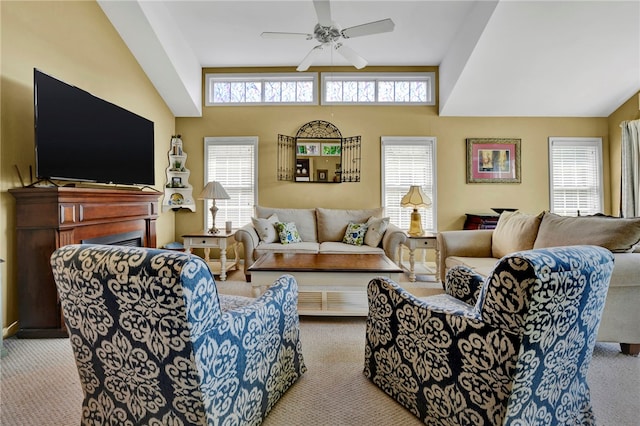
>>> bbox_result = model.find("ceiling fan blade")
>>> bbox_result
[313,0,332,27]
[297,45,324,72]
[261,32,313,40]
[334,43,367,69]
[341,18,395,39]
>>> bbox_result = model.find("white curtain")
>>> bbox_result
[621,119,640,217]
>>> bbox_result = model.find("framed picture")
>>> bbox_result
[321,142,341,156]
[171,176,183,187]
[466,138,521,183]
[317,169,328,182]
[296,142,320,156]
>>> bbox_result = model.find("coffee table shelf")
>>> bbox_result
[248,253,442,316]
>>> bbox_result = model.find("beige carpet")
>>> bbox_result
[1,271,638,425]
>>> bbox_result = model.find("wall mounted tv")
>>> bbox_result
[34,68,155,186]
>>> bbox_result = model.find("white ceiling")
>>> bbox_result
[98,0,640,118]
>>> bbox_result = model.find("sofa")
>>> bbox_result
[236,206,407,281]
[437,210,640,355]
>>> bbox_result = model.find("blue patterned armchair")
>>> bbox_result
[51,244,306,425]
[365,245,614,425]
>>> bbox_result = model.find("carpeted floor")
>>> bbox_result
[1,271,638,425]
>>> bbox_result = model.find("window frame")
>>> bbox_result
[548,136,604,216]
[203,136,258,231]
[381,136,438,233]
[205,73,318,106]
[321,72,435,105]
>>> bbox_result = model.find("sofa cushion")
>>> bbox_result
[319,242,385,254]
[256,206,317,242]
[364,216,390,247]
[316,207,384,243]
[445,256,498,278]
[255,242,319,257]
[533,212,640,253]
[251,214,279,243]
[492,211,543,258]
[343,222,368,246]
[275,222,303,244]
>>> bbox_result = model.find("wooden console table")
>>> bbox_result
[9,187,160,338]
[463,213,500,230]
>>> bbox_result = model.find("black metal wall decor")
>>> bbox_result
[277,120,361,183]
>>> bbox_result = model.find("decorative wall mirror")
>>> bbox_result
[277,120,361,183]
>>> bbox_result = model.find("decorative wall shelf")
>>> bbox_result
[162,135,195,212]
[277,120,361,183]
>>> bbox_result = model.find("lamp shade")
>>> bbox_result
[401,185,431,209]
[198,181,230,200]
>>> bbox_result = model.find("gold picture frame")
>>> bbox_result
[466,138,521,183]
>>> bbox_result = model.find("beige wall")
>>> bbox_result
[0,1,176,333]
[608,92,640,215]
[175,67,611,236]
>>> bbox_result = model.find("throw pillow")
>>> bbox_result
[274,222,302,244]
[251,214,279,243]
[343,222,368,246]
[533,212,640,253]
[491,210,544,258]
[364,216,390,247]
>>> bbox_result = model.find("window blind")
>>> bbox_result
[381,137,437,232]
[549,137,603,216]
[204,137,257,230]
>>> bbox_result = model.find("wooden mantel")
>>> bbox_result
[9,186,161,338]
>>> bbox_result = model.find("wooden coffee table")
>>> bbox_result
[248,253,402,316]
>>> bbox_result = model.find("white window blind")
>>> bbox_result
[381,137,437,232]
[204,137,257,230]
[549,137,603,216]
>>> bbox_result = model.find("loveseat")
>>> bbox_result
[437,210,640,355]
[236,206,407,282]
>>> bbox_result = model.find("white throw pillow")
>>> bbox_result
[251,214,279,243]
[364,216,390,247]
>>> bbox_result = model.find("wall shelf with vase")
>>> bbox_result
[163,135,195,212]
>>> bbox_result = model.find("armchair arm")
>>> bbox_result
[365,277,519,425]
[193,274,306,421]
[437,230,494,281]
[381,223,407,263]
[235,222,260,281]
[444,265,485,306]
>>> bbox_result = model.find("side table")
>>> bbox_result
[183,231,239,281]
[399,233,439,282]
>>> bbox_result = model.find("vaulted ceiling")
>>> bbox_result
[98,0,639,118]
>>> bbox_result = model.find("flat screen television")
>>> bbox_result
[34,69,155,186]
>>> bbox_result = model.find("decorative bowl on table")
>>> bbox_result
[491,208,518,214]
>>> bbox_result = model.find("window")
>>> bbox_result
[205,73,317,105]
[548,137,603,216]
[322,72,435,105]
[382,137,437,232]
[204,137,257,231]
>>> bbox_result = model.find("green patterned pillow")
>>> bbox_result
[343,222,368,246]
[275,222,302,244]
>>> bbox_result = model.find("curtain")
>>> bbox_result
[621,120,640,217]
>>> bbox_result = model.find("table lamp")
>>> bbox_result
[198,181,230,234]
[401,185,432,236]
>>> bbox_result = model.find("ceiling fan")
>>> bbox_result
[261,0,395,72]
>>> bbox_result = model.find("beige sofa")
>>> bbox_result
[236,206,407,282]
[437,211,640,355]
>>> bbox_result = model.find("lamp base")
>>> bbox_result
[407,209,424,236]
[209,203,220,234]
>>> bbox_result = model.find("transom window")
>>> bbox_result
[206,73,317,105]
[322,72,435,105]
[548,137,603,216]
